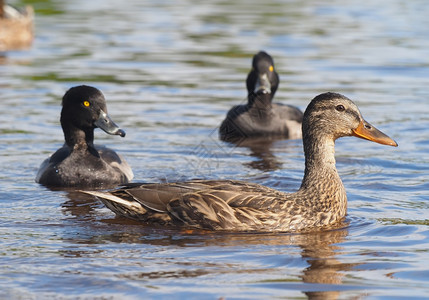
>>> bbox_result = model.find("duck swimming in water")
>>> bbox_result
[219,51,303,142]
[83,92,397,232]
[36,85,133,188]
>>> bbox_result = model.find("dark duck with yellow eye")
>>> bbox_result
[36,85,133,188]
[83,92,397,232]
[219,51,303,142]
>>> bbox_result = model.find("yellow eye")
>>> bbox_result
[269,65,274,72]
[83,101,90,107]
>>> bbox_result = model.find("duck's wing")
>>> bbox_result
[107,180,261,211]
[84,179,287,230]
[165,181,286,230]
[95,145,134,182]
[84,180,220,213]
[219,104,249,141]
[86,179,282,212]
[95,145,121,164]
[271,103,303,139]
[273,103,303,122]
[35,146,71,184]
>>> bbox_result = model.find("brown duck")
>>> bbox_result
[84,92,397,232]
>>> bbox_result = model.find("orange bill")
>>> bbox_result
[352,120,398,147]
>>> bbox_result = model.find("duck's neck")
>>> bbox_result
[247,93,273,118]
[61,121,95,150]
[299,133,346,213]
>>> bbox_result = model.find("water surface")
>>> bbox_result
[1,0,429,298]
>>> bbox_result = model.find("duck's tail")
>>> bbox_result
[81,190,148,219]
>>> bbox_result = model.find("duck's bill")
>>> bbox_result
[254,73,271,94]
[95,110,126,137]
[352,120,397,147]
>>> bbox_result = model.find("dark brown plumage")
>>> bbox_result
[83,92,397,232]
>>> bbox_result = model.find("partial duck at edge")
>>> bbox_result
[0,1,33,51]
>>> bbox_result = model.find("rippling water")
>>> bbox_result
[1,0,429,298]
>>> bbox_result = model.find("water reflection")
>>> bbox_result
[233,137,283,171]
[299,229,351,299]
[61,190,105,222]
[60,189,352,299]
[2,0,427,297]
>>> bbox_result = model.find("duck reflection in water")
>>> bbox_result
[231,136,302,172]
[57,205,356,300]
[61,190,106,222]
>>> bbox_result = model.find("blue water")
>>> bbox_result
[1,0,429,298]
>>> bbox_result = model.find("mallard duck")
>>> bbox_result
[219,51,303,142]
[36,85,133,187]
[83,92,397,232]
[0,1,33,51]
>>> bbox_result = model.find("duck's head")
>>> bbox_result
[246,51,279,98]
[60,85,126,138]
[303,92,397,146]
